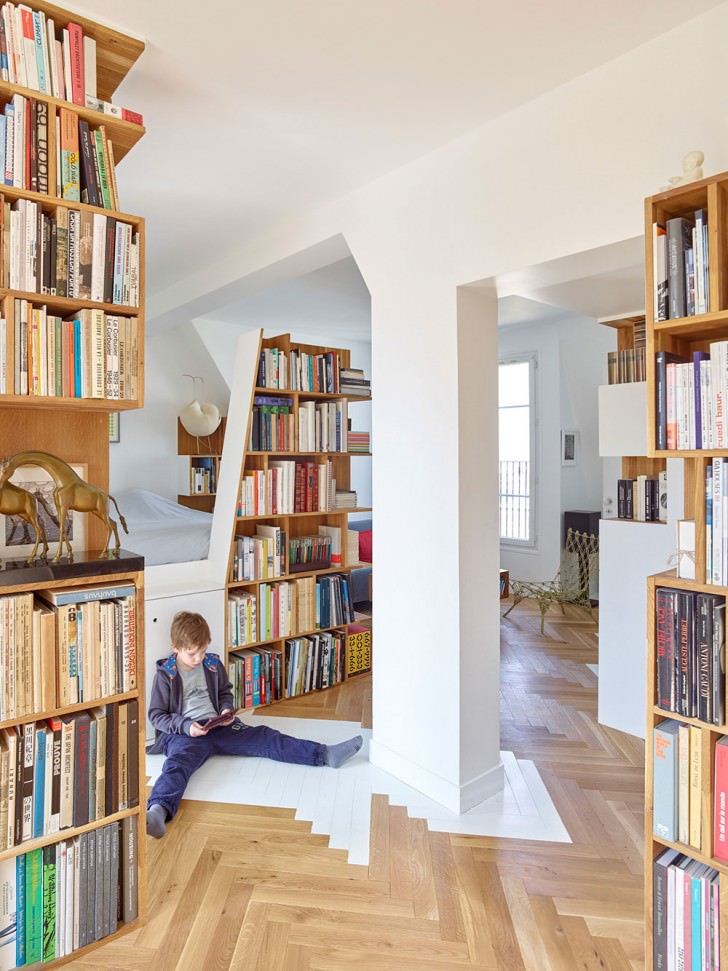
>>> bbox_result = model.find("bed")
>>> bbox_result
[117,489,213,566]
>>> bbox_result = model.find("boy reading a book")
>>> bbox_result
[146,611,363,838]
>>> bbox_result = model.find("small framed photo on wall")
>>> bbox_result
[561,429,577,466]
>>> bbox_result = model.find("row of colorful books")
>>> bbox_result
[249,397,295,452]
[652,848,719,971]
[1,306,139,399]
[227,573,355,647]
[652,210,709,322]
[615,473,667,522]
[654,587,725,724]
[606,346,646,384]
[230,527,287,582]
[0,700,139,852]
[59,107,119,210]
[3,199,141,306]
[228,646,282,709]
[236,459,336,516]
[0,94,49,194]
[284,631,346,698]
[298,399,348,453]
[0,585,137,722]
[190,459,216,495]
[257,347,344,394]
[0,815,138,969]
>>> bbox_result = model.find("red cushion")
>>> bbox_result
[358,529,372,563]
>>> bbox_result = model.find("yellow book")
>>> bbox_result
[689,725,703,849]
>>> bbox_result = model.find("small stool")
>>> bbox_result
[500,569,509,599]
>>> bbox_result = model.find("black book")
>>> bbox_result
[667,216,694,319]
[78,119,100,207]
[73,711,91,828]
[675,590,695,717]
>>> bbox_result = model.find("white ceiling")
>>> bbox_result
[71,0,719,331]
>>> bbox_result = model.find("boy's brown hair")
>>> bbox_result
[170,611,211,651]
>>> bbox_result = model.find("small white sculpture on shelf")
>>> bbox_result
[661,151,704,191]
[179,374,222,437]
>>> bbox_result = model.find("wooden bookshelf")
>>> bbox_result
[0,552,146,964]
[643,170,728,968]
[177,417,226,512]
[225,332,372,710]
[0,5,147,964]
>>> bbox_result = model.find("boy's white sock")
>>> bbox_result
[325,735,363,768]
[146,803,167,838]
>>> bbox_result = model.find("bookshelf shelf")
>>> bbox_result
[226,332,372,711]
[0,4,147,965]
[644,169,728,968]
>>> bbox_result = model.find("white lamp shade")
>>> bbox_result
[179,399,221,436]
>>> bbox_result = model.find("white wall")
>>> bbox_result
[135,5,728,808]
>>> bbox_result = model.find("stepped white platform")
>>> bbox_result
[146,713,571,865]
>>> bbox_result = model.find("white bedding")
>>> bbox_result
[117,489,213,566]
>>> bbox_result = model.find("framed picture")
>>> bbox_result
[0,463,87,560]
[108,412,120,443]
[561,429,577,466]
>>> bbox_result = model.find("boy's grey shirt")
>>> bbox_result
[146,652,234,754]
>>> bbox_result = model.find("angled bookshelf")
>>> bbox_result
[0,4,147,965]
[225,332,372,709]
[643,170,728,969]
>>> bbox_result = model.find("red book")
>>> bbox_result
[121,107,143,125]
[203,711,235,732]
[67,22,85,106]
[714,737,728,861]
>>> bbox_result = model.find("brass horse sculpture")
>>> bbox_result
[0,451,128,562]
[0,480,49,561]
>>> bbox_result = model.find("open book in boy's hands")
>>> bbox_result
[203,711,236,732]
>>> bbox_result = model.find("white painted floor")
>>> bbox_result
[146,713,571,865]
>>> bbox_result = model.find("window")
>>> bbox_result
[499,354,536,545]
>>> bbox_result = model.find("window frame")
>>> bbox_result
[498,351,538,549]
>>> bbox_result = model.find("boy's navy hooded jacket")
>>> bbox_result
[146,652,234,754]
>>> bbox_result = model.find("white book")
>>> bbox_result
[46,17,59,97]
[56,842,65,957]
[17,4,38,91]
[64,838,74,956]
[62,28,72,104]
[12,93,24,190]
[83,35,96,98]
[90,211,106,302]
[43,726,53,836]
[700,357,712,449]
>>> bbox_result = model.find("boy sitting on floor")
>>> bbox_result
[146,611,363,838]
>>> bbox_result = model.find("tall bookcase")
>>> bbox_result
[225,332,372,709]
[0,3,147,965]
[644,171,728,968]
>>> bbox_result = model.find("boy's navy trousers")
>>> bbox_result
[147,719,326,819]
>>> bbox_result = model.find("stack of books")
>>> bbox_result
[347,431,370,453]
[334,489,357,509]
[340,367,370,396]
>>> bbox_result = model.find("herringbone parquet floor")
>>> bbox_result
[66,599,646,971]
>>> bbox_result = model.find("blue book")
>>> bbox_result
[653,719,680,841]
[15,853,25,967]
[251,652,261,706]
[32,727,46,840]
[690,862,706,970]
[31,12,48,95]
[73,318,82,397]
